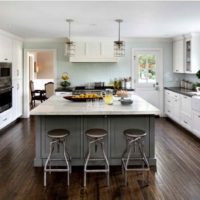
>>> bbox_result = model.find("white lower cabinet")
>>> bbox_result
[0,109,12,130]
[12,79,23,119]
[192,111,200,138]
[165,90,180,122]
[165,89,200,138]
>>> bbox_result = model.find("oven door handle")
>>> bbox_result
[0,86,13,93]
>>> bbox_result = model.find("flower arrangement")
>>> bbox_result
[60,72,70,88]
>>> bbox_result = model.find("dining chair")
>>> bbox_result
[44,82,55,99]
[30,80,47,108]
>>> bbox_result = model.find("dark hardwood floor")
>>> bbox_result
[0,117,200,200]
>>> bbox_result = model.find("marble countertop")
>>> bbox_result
[30,94,160,116]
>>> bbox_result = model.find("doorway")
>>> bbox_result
[24,49,57,118]
[132,48,163,116]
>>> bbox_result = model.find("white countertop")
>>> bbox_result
[30,94,160,116]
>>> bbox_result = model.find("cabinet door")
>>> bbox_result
[190,35,200,73]
[110,116,150,158]
[181,95,192,117]
[83,116,108,158]
[173,39,184,73]
[86,42,101,57]
[12,40,23,79]
[192,111,200,138]
[101,41,114,57]
[0,34,12,62]
[12,79,23,119]
[42,116,82,159]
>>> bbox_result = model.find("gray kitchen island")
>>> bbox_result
[31,94,160,167]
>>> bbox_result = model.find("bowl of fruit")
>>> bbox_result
[63,93,103,102]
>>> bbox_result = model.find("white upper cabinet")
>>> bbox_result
[69,40,118,62]
[173,37,184,73]
[173,33,200,74]
[12,39,23,79]
[185,33,200,74]
[0,34,12,62]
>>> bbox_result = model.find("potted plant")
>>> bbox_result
[60,72,70,88]
[194,70,200,92]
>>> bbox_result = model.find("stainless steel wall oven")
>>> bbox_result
[0,62,12,113]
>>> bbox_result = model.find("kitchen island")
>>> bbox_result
[31,94,160,167]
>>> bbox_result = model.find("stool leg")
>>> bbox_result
[84,141,92,187]
[101,141,109,186]
[65,137,72,173]
[125,141,133,186]
[63,139,70,186]
[44,140,56,186]
[138,138,150,185]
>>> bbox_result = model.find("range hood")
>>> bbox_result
[69,40,118,63]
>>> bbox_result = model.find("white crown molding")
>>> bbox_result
[24,38,66,43]
[24,36,173,43]
[0,29,23,41]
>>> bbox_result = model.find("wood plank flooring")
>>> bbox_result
[0,117,200,200]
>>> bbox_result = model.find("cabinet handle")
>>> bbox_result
[17,83,19,90]
[184,96,187,99]
[176,70,179,72]
[198,116,200,118]
[3,118,7,121]
[184,121,188,124]
[168,100,170,103]
[17,69,19,76]
[4,58,8,61]
[168,110,170,113]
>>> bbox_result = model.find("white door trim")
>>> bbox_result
[131,48,164,116]
[23,49,57,118]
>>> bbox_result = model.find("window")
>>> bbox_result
[137,54,156,84]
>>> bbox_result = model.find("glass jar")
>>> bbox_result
[104,89,113,105]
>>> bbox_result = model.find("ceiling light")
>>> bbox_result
[114,19,125,57]
[65,19,75,57]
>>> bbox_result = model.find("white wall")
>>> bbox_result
[24,38,183,88]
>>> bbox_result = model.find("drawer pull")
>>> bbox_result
[168,110,170,113]
[3,118,7,121]
[198,116,200,118]
[184,121,188,124]
[168,100,170,103]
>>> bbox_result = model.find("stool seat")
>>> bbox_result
[86,128,107,138]
[84,128,109,187]
[48,129,70,138]
[123,129,146,138]
[44,128,71,187]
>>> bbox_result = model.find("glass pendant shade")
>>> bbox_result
[114,19,125,57]
[114,40,125,57]
[65,41,75,56]
[65,19,75,57]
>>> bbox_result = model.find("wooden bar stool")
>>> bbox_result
[84,128,109,187]
[44,129,71,186]
[122,129,150,185]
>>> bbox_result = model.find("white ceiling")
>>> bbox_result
[1,1,200,39]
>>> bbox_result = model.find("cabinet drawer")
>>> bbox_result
[171,92,179,100]
[165,103,172,116]
[192,111,200,138]
[165,90,173,98]
[181,114,192,130]
[0,109,12,129]
[181,95,192,117]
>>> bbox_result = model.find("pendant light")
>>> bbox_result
[65,19,75,57]
[114,19,125,57]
